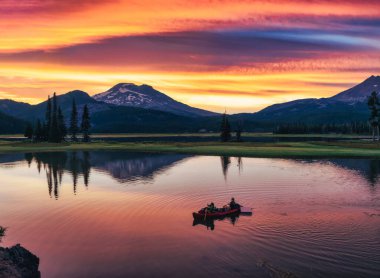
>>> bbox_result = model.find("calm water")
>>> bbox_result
[0,152,379,277]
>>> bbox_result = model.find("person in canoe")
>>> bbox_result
[229,197,241,210]
[206,202,217,212]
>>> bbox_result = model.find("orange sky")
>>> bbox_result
[0,0,379,113]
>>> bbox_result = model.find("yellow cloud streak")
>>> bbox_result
[0,62,368,113]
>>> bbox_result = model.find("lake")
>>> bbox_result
[0,151,379,277]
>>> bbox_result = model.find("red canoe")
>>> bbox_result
[192,208,240,220]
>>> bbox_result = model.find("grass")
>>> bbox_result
[1,140,380,158]
[0,133,371,139]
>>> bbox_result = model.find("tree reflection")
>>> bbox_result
[366,160,380,188]
[220,156,243,179]
[27,152,91,199]
[23,151,190,199]
[326,159,380,191]
[220,156,231,179]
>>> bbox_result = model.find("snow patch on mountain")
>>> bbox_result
[93,83,217,117]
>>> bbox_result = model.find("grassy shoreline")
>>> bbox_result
[0,133,372,139]
[1,141,380,158]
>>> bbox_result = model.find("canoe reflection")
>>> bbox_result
[192,212,240,231]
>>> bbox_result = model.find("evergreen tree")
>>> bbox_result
[81,104,91,142]
[49,93,60,142]
[44,95,52,141]
[24,123,33,140]
[368,91,379,141]
[220,112,231,142]
[57,107,67,142]
[34,119,43,141]
[69,99,79,142]
[236,120,243,142]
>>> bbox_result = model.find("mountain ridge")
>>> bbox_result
[93,83,217,117]
[0,76,378,133]
[245,75,380,124]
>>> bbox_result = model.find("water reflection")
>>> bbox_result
[192,214,240,231]
[0,152,379,197]
[19,152,191,199]
[0,152,379,277]
[220,156,243,179]
[90,152,191,183]
[327,159,380,189]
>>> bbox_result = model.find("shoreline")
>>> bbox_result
[0,133,372,139]
[1,141,380,158]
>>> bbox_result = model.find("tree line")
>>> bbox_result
[273,122,370,135]
[274,91,380,137]
[24,93,91,142]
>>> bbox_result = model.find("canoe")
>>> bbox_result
[192,208,240,220]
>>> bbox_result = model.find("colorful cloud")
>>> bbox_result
[0,0,379,112]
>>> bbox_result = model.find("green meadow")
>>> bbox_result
[0,140,380,158]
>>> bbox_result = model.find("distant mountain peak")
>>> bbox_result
[65,90,90,97]
[93,83,217,117]
[331,75,380,103]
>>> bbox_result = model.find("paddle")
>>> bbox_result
[240,206,253,215]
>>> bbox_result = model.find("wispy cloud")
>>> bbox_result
[0,0,379,112]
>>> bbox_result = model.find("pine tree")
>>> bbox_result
[81,104,91,142]
[69,99,79,142]
[368,91,379,141]
[57,107,67,142]
[236,120,243,142]
[24,123,33,140]
[49,93,60,142]
[44,95,52,141]
[220,112,231,142]
[34,119,43,141]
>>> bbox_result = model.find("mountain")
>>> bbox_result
[1,77,378,134]
[0,90,110,122]
[244,75,380,124]
[0,90,225,133]
[93,83,217,117]
[0,110,28,134]
[331,75,380,103]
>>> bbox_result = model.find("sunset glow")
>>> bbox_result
[1,0,380,112]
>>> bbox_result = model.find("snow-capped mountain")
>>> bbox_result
[93,83,217,117]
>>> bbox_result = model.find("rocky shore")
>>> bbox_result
[0,244,40,278]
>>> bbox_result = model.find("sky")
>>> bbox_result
[0,0,379,113]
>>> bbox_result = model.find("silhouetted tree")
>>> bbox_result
[69,99,79,142]
[236,120,243,142]
[44,95,52,141]
[368,91,379,141]
[220,112,231,142]
[24,123,33,140]
[57,107,67,142]
[81,104,91,142]
[49,93,60,142]
[34,119,44,141]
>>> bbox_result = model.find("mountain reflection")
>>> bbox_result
[89,152,191,183]
[21,151,191,199]
[327,159,380,189]
[0,152,378,197]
